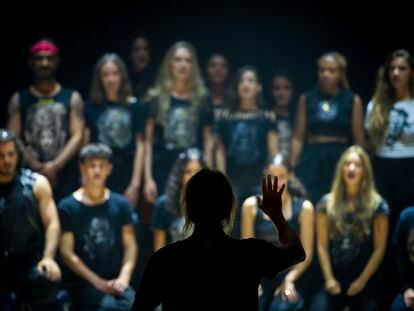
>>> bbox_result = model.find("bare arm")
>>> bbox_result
[8,93,21,137]
[284,200,314,283]
[60,232,114,293]
[117,224,138,285]
[203,125,214,168]
[34,174,61,281]
[50,91,85,170]
[143,118,157,203]
[260,176,305,266]
[215,135,226,174]
[290,94,306,167]
[351,95,365,147]
[317,211,341,295]
[267,130,279,159]
[124,134,145,207]
[347,214,388,296]
[241,196,257,239]
[153,230,167,252]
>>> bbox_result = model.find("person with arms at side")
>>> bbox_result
[290,52,364,204]
[58,143,137,311]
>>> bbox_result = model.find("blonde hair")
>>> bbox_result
[367,49,414,152]
[317,51,350,90]
[326,146,381,240]
[147,41,206,126]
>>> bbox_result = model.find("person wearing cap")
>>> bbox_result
[7,38,85,202]
[0,129,61,310]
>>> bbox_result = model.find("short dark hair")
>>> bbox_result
[79,143,112,163]
[0,129,25,169]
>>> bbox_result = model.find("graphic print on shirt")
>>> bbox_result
[82,217,115,260]
[228,121,260,165]
[330,219,360,266]
[317,99,338,121]
[277,119,292,158]
[164,106,197,150]
[97,106,132,149]
[24,99,67,161]
[407,228,414,263]
[386,108,414,148]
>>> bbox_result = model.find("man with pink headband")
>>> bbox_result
[7,38,84,202]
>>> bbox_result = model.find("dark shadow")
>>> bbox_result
[132,168,305,310]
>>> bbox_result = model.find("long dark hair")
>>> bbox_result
[367,49,414,151]
[164,148,206,216]
[90,53,133,105]
[267,153,307,199]
[229,66,265,111]
[0,129,25,170]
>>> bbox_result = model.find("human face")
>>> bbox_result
[272,76,293,108]
[318,56,342,92]
[207,55,229,84]
[266,163,291,191]
[238,70,262,102]
[0,141,18,179]
[182,160,202,186]
[30,52,59,81]
[170,47,192,82]
[131,37,150,72]
[80,158,112,187]
[100,61,122,97]
[389,57,413,92]
[342,152,364,187]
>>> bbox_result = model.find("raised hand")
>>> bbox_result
[257,175,285,217]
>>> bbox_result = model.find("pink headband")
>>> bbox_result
[29,40,59,56]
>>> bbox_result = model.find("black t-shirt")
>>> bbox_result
[393,206,414,291]
[152,195,188,245]
[305,88,354,140]
[58,192,135,284]
[216,108,277,190]
[133,232,297,310]
[85,99,146,155]
[317,194,389,283]
[148,96,214,151]
[18,87,74,162]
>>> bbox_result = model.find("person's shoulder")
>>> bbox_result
[109,192,130,206]
[398,206,414,222]
[316,193,331,211]
[374,196,390,215]
[58,194,79,211]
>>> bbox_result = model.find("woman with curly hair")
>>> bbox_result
[365,49,414,229]
[143,41,214,204]
[314,146,389,310]
[152,148,205,251]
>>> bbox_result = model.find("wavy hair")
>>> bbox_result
[90,53,133,105]
[326,146,381,241]
[367,49,414,152]
[147,41,206,126]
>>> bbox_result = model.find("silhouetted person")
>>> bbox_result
[132,169,306,310]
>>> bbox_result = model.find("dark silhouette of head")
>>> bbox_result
[182,168,237,234]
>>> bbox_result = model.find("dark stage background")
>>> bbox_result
[1,3,413,126]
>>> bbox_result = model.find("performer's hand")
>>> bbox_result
[275,279,299,303]
[124,184,139,208]
[346,277,366,296]
[144,178,157,204]
[257,175,285,217]
[325,278,341,295]
[108,277,129,296]
[37,257,61,282]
